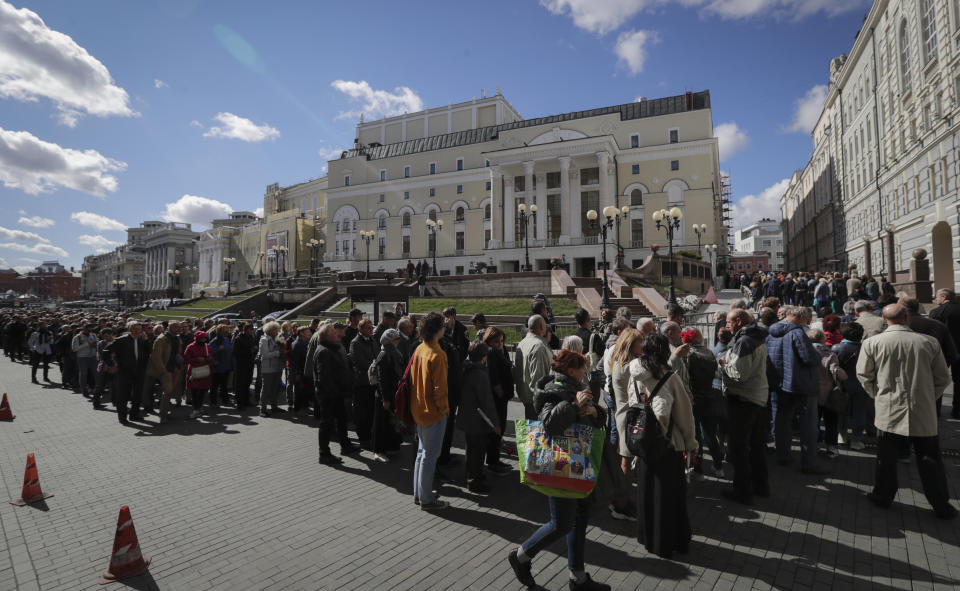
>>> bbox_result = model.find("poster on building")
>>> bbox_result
[265,231,288,276]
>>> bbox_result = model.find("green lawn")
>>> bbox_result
[332,297,577,317]
[137,310,208,320]
[172,291,262,309]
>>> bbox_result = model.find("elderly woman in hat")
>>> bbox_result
[372,327,405,462]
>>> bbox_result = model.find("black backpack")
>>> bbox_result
[624,370,674,460]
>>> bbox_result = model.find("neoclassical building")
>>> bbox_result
[323,90,727,277]
[783,0,960,291]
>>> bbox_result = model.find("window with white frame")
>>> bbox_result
[402,212,411,227]
[379,193,385,202]
[630,134,639,148]
[920,0,938,63]
[900,21,912,95]
[344,175,351,186]
[456,206,464,222]
[669,129,679,144]
[378,237,385,255]
[378,216,387,229]
[429,162,436,175]
[456,184,463,194]
[429,187,435,197]
[404,165,411,178]
[428,209,437,222]
[380,169,386,181]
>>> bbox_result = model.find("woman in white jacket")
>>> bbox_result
[629,333,698,559]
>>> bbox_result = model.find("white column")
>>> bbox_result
[597,151,612,211]
[523,161,535,239]
[559,157,571,240]
[569,165,581,239]
[490,166,503,248]
[535,172,547,242]
[504,177,515,246]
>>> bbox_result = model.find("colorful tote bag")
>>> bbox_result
[514,419,605,499]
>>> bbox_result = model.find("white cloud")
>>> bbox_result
[154,78,167,89]
[331,80,424,120]
[731,178,789,228]
[70,211,126,232]
[12,265,33,274]
[540,0,648,35]
[318,146,345,161]
[77,233,120,253]
[0,256,8,268]
[254,207,264,218]
[694,0,865,20]
[0,225,49,243]
[784,84,828,134]
[18,215,54,228]
[614,29,658,75]
[161,194,233,227]
[0,241,67,258]
[201,112,280,142]
[188,119,202,128]
[0,126,126,196]
[714,121,750,162]
[0,0,138,127]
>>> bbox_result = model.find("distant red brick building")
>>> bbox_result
[729,251,772,275]
[0,268,20,294]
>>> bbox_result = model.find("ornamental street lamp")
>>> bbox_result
[223,257,236,295]
[308,239,320,276]
[360,231,375,277]
[586,205,620,309]
[652,207,683,304]
[517,202,537,272]
[692,223,708,255]
[256,251,265,280]
[426,218,444,276]
[277,245,289,277]
[166,268,180,298]
[112,278,126,310]
[613,205,631,269]
[705,244,718,287]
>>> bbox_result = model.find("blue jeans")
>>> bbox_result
[521,496,590,571]
[414,416,447,504]
[77,357,97,394]
[775,391,819,468]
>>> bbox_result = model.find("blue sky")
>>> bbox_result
[0,0,871,272]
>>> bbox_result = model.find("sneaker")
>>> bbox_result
[608,503,637,521]
[190,410,202,419]
[374,453,390,463]
[824,446,838,458]
[419,500,448,511]
[508,549,536,588]
[849,440,865,451]
[486,463,511,476]
[569,574,611,591]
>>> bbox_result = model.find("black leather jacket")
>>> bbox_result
[533,372,606,436]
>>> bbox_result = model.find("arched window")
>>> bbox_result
[920,0,939,63]
[455,207,465,222]
[402,212,411,227]
[378,216,387,229]
[631,189,643,206]
[900,20,912,95]
[484,203,491,219]
[428,209,437,222]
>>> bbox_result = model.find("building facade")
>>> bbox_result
[784,0,960,291]
[194,212,259,296]
[323,90,727,277]
[21,262,81,301]
[143,222,199,299]
[735,218,785,271]
[81,237,146,304]
[729,251,772,275]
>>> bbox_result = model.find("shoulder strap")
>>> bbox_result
[632,369,673,403]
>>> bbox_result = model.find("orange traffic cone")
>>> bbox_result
[10,452,53,506]
[99,506,151,584]
[0,392,14,420]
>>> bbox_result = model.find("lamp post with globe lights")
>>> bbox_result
[652,207,683,304]
[112,278,126,310]
[517,202,538,272]
[360,231,375,277]
[277,245,288,277]
[704,243,718,288]
[586,205,621,309]
[614,204,631,269]
[692,223,708,254]
[223,257,236,295]
[425,218,443,276]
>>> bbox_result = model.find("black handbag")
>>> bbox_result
[624,370,674,459]
[824,377,850,414]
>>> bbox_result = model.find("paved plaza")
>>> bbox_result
[0,356,958,591]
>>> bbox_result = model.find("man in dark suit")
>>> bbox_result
[102,320,149,424]
[930,289,960,419]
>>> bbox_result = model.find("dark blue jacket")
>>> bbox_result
[831,339,868,398]
[766,321,819,395]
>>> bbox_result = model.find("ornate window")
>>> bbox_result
[900,20,912,95]
[920,0,938,63]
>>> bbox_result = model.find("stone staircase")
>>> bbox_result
[609,297,651,317]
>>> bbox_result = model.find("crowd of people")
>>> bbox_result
[1,278,958,590]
